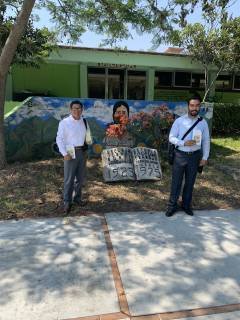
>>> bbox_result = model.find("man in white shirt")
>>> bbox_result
[56,100,88,214]
[166,95,210,217]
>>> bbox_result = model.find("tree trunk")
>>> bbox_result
[203,66,223,102]
[0,0,36,169]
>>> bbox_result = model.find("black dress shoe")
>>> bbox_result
[182,207,194,216]
[165,207,177,217]
[64,203,71,214]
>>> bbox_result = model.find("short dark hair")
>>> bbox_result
[70,100,83,109]
[187,93,202,105]
[112,100,129,119]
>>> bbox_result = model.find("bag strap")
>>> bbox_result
[83,118,87,129]
[181,117,202,140]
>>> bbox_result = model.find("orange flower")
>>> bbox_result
[106,124,127,138]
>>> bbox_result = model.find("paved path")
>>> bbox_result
[0,215,119,320]
[0,209,240,320]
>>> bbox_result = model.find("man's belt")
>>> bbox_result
[176,149,201,155]
[74,146,84,150]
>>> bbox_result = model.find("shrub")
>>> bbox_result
[212,103,240,135]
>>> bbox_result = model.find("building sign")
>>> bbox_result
[97,63,136,69]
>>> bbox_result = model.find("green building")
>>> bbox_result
[6,46,240,103]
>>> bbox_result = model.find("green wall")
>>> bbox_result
[5,73,13,101]
[12,63,80,97]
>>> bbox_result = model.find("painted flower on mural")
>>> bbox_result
[106,115,129,138]
[127,105,175,150]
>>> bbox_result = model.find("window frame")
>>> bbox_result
[154,71,173,88]
[232,74,240,91]
[173,71,192,88]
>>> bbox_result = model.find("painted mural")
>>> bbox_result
[4,97,213,162]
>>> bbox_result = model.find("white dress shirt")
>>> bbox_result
[56,115,86,156]
[169,114,210,160]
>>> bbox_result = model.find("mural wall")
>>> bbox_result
[4,97,213,162]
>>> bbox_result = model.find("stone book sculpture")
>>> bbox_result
[102,147,162,182]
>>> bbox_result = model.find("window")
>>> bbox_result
[215,74,232,90]
[88,68,105,98]
[155,71,172,88]
[233,74,240,90]
[192,73,205,88]
[174,72,191,87]
[127,70,146,100]
[108,69,124,99]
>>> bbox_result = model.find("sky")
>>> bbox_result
[34,0,240,53]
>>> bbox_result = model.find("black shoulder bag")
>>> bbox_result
[82,118,89,151]
[168,117,202,165]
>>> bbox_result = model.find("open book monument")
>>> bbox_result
[102,147,162,182]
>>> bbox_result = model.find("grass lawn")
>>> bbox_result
[4,101,21,115]
[0,135,239,221]
[211,134,240,167]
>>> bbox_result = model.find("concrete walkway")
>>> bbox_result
[0,210,240,320]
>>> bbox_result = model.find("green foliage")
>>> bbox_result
[127,105,175,150]
[37,0,223,47]
[169,1,240,101]
[0,2,56,68]
[14,23,56,68]
[212,103,240,135]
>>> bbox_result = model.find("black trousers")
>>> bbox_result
[168,149,201,210]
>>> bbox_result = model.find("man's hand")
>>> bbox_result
[64,154,72,161]
[199,159,208,166]
[184,140,196,146]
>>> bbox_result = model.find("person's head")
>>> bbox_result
[187,94,202,118]
[113,101,129,123]
[70,100,83,120]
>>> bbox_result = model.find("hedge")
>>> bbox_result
[212,103,240,134]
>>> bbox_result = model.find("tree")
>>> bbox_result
[0,0,36,169]
[169,1,240,102]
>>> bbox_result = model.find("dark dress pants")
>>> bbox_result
[63,149,86,205]
[168,150,201,210]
